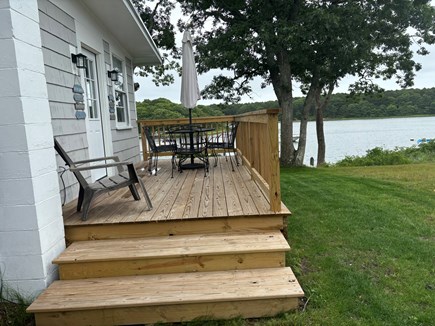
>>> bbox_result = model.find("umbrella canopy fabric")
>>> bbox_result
[180,30,200,109]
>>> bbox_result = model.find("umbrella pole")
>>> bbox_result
[189,108,194,164]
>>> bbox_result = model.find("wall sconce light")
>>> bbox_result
[71,53,88,69]
[107,69,119,82]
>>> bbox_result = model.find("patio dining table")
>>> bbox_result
[168,125,214,173]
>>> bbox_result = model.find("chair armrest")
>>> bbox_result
[73,156,120,165]
[209,134,221,141]
[70,161,132,172]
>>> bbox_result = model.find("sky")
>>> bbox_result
[134,3,435,105]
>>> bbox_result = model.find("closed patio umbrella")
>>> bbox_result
[180,30,200,126]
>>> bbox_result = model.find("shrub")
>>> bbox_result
[335,141,435,167]
[0,278,35,326]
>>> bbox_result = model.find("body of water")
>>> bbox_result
[291,116,435,165]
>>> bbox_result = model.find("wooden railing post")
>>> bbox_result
[267,110,281,212]
[235,109,281,212]
[139,121,148,164]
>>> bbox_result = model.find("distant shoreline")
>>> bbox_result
[292,114,435,123]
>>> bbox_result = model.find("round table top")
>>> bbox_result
[167,126,215,134]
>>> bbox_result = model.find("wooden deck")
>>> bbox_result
[28,111,304,325]
[63,157,290,226]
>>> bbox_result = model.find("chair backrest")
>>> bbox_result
[228,121,239,146]
[54,138,89,187]
[143,127,158,152]
[173,128,208,154]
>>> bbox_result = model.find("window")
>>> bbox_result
[112,56,129,127]
[84,57,98,119]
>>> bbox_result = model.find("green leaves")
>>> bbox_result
[134,0,435,165]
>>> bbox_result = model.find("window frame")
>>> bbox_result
[111,55,130,128]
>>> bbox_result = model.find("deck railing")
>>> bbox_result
[138,109,281,212]
[234,109,281,212]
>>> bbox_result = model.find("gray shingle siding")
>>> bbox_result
[38,0,89,204]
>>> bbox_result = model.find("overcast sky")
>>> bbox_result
[135,3,435,105]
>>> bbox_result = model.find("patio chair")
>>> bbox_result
[208,121,240,171]
[54,138,152,220]
[143,126,176,175]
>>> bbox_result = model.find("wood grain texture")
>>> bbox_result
[63,158,286,225]
[56,231,289,279]
[34,297,299,326]
[64,215,286,242]
[57,252,286,280]
[28,267,303,313]
[56,231,289,263]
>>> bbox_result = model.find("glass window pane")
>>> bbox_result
[86,80,92,97]
[112,56,124,91]
[87,99,93,118]
[115,91,124,107]
[117,106,126,122]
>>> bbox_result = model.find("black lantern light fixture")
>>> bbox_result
[107,69,119,82]
[71,53,88,69]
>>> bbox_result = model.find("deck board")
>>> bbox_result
[212,162,227,217]
[62,157,289,226]
[183,169,204,219]
[54,231,289,263]
[221,159,244,216]
[27,267,303,312]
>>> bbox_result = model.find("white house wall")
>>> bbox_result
[0,0,154,300]
[43,0,143,204]
[0,0,65,300]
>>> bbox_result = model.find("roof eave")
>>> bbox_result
[81,0,162,66]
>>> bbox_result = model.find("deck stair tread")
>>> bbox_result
[54,231,289,263]
[27,267,304,313]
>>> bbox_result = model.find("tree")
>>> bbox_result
[294,1,435,166]
[132,0,181,86]
[135,0,435,166]
[176,0,435,166]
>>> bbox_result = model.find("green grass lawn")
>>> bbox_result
[277,164,435,326]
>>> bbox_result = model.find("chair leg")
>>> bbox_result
[81,190,95,221]
[228,148,235,171]
[137,177,153,210]
[205,149,210,173]
[129,184,141,200]
[77,186,84,212]
[171,154,176,178]
[203,151,208,177]
[233,148,240,166]
[155,154,159,176]
[212,148,218,167]
[147,153,153,175]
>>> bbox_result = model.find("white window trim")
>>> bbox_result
[111,55,131,129]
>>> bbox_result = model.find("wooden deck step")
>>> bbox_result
[64,215,287,242]
[55,231,290,279]
[27,267,304,326]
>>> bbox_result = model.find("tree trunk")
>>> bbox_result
[280,97,296,166]
[295,87,316,166]
[315,93,326,166]
[269,51,296,166]
[315,83,334,166]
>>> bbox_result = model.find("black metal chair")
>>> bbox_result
[171,128,209,178]
[208,121,240,171]
[54,138,152,220]
[143,126,177,175]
